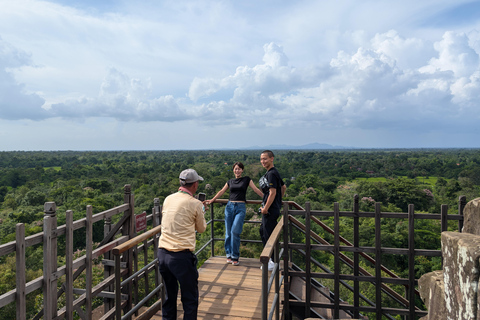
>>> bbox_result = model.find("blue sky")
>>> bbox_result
[1,0,480,150]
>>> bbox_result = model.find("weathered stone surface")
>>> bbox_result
[418,270,446,319]
[478,279,480,320]
[463,197,480,235]
[442,231,480,320]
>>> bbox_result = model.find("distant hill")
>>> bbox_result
[243,142,354,150]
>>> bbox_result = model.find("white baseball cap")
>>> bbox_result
[179,169,204,184]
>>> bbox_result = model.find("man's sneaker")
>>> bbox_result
[232,259,239,266]
[226,258,232,264]
[268,260,275,271]
[260,259,275,271]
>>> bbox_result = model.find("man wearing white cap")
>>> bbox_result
[158,168,207,320]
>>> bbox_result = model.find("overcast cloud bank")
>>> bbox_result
[0,0,479,150]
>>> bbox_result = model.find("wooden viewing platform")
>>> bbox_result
[7,194,463,319]
[149,256,270,320]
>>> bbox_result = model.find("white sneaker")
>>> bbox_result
[260,259,275,271]
[268,260,275,271]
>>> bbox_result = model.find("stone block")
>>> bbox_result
[442,231,480,320]
[418,270,446,319]
[463,197,480,235]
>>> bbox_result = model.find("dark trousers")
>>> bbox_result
[158,248,199,320]
[260,209,280,246]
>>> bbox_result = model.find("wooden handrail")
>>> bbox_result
[210,199,303,210]
[0,203,131,257]
[113,225,162,256]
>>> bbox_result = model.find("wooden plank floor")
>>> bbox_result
[151,256,270,319]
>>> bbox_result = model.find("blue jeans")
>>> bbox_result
[224,201,246,260]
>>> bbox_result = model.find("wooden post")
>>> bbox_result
[16,223,26,320]
[408,204,416,320]
[282,202,290,320]
[86,205,93,318]
[104,215,114,313]
[374,202,382,320]
[154,198,161,226]
[133,208,142,315]
[210,201,215,257]
[152,203,164,303]
[123,185,135,315]
[333,202,340,319]
[43,202,58,320]
[305,202,311,318]
[261,257,268,320]
[65,210,74,320]
[123,185,133,239]
[115,254,122,320]
[458,195,466,232]
[143,232,149,306]
[353,194,360,319]
[133,244,139,316]
[152,206,160,301]
[274,235,280,320]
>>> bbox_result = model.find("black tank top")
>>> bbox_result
[227,176,251,201]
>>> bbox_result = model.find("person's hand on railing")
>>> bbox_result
[203,200,210,210]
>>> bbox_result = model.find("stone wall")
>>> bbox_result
[419,197,480,320]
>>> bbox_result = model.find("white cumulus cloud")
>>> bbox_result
[48,68,188,121]
[0,37,46,120]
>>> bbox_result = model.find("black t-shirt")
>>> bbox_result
[259,167,284,212]
[227,176,251,202]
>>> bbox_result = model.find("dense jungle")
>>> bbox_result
[0,149,479,318]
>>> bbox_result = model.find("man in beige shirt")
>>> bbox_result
[158,168,207,320]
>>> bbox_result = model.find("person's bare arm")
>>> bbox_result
[261,188,276,215]
[249,180,264,198]
[206,183,228,205]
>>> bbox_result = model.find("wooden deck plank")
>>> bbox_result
[154,256,270,319]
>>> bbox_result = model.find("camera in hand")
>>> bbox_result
[197,193,206,202]
[258,203,264,213]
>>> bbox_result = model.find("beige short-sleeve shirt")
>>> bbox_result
[159,192,207,252]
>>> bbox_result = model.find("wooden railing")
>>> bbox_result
[261,195,466,320]
[112,224,163,320]
[0,191,467,320]
[0,185,165,320]
[260,215,283,320]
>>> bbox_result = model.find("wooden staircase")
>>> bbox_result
[289,276,354,319]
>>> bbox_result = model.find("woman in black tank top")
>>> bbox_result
[206,162,263,265]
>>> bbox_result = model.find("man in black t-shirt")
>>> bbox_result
[259,150,286,254]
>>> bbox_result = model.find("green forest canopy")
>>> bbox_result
[0,149,478,318]
[0,148,478,221]
[0,148,477,250]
